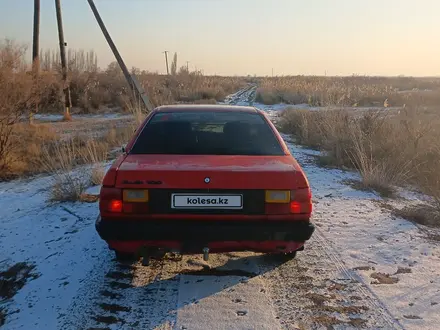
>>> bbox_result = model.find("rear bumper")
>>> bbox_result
[95,216,315,243]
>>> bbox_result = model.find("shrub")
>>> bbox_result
[90,166,105,186]
[255,76,440,107]
[40,139,87,202]
[280,106,440,200]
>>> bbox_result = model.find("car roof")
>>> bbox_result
[154,104,259,113]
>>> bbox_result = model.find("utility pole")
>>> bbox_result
[87,0,153,111]
[31,0,40,123]
[55,0,72,120]
[163,51,169,75]
[186,61,189,72]
[32,0,40,69]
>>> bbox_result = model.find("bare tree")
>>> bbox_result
[170,52,177,76]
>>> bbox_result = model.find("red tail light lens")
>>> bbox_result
[109,200,123,213]
[290,201,301,213]
[290,187,312,214]
[122,202,149,214]
[99,187,122,214]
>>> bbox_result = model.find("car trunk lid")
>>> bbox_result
[115,154,306,190]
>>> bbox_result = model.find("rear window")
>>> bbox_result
[130,111,285,156]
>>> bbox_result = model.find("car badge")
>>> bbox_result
[204,177,210,184]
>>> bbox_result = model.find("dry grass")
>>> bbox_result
[267,76,440,206]
[256,76,440,107]
[49,174,89,202]
[36,130,126,202]
[2,40,247,115]
[0,124,58,180]
[0,39,247,186]
[370,272,399,285]
[40,139,88,202]
[392,204,440,228]
[0,123,131,182]
[124,96,147,127]
[78,139,108,164]
[90,166,105,186]
[280,105,440,208]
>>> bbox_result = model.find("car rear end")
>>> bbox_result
[96,105,314,260]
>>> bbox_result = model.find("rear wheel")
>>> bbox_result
[114,251,137,263]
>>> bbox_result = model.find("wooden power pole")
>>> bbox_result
[31,0,40,122]
[32,0,40,69]
[87,0,153,111]
[55,0,72,120]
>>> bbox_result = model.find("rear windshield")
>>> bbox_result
[130,111,285,155]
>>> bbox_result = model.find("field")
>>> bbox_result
[267,76,440,227]
[1,39,440,329]
[0,40,248,182]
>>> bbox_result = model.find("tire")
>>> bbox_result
[114,251,137,262]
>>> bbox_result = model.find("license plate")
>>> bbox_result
[171,194,243,209]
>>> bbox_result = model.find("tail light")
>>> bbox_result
[100,187,122,214]
[265,190,290,203]
[100,187,149,215]
[122,189,149,214]
[290,187,312,214]
[108,200,123,213]
[123,189,149,202]
[264,188,312,216]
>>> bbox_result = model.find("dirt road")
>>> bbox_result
[59,87,401,330]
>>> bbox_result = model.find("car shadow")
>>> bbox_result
[117,253,289,329]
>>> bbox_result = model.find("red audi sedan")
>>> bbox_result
[96,105,314,264]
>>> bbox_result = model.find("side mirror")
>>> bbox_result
[122,145,126,153]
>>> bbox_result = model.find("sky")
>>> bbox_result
[1,0,440,76]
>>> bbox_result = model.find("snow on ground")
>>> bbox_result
[174,257,280,330]
[283,135,440,330]
[0,173,111,330]
[33,112,131,123]
[1,86,439,330]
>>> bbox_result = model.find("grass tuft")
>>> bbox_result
[393,204,440,228]
[279,105,440,208]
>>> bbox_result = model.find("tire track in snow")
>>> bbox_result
[174,254,281,330]
[259,235,399,329]
[313,228,405,329]
[222,84,257,105]
[273,133,404,329]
